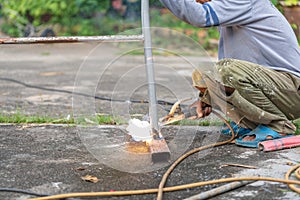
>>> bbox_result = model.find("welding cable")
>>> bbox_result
[0,77,174,106]
[285,163,300,194]
[0,188,48,197]
[28,111,300,200]
[156,110,236,200]
[156,110,300,199]
[0,110,295,199]
[28,170,300,200]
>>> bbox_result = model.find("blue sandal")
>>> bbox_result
[221,121,252,137]
[235,125,292,148]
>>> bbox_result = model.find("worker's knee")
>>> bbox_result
[215,59,240,90]
[217,58,237,79]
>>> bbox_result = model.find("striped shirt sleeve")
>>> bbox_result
[159,0,253,27]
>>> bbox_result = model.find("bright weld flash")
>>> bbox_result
[126,118,153,142]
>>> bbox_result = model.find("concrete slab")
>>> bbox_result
[0,125,299,199]
[0,42,299,199]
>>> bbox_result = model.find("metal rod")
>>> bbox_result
[0,2,159,134]
[183,181,254,200]
[141,0,160,135]
[0,35,144,44]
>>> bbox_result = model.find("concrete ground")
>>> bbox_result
[0,40,299,200]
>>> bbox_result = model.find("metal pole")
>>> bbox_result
[0,1,160,134]
[184,181,254,200]
[0,35,144,44]
[141,0,160,135]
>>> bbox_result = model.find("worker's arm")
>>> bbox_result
[159,0,253,27]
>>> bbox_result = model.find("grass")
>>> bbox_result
[0,112,126,126]
[170,118,224,126]
[294,119,300,135]
[0,112,74,124]
[95,114,126,125]
[0,112,299,135]
[127,48,199,57]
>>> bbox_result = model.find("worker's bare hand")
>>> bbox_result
[189,99,212,118]
[196,0,211,4]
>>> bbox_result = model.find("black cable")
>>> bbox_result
[0,77,175,106]
[0,188,49,197]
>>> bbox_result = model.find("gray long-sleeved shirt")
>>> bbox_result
[159,0,300,78]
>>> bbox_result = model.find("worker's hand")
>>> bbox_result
[196,0,211,4]
[189,99,212,118]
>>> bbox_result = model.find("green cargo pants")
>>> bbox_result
[202,58,300,134]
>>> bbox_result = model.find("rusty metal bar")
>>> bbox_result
[0,35,144,44]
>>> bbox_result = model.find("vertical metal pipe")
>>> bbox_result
[141,0,160,135]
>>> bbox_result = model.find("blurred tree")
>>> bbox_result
[107,0,141,22]
[0,0,164,37]
[106,0,127,19]
[0,0,110,36]
[124,0,141,22]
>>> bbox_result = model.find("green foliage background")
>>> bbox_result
[0,0,111,36]
[0,0,297,47]
[0,0,219,50]
[0,0,165,37]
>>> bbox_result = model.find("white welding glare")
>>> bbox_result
[126,118,152,142]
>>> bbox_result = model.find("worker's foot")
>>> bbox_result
[221,121,251,137]
[235,125,293,148]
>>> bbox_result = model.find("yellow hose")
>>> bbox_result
[30,111,300,200]
[285,163,300,194]
[156,110,236,200]
[29,175,300,200]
